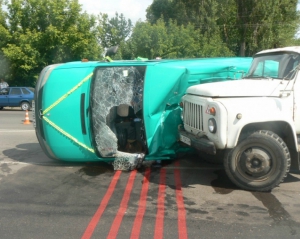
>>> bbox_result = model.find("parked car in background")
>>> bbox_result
[0,87,34,111]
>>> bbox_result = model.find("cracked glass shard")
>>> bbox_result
[91,66,144,159]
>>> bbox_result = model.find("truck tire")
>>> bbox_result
[224,130,291,191]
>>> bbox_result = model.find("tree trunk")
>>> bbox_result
[239,41,246,56]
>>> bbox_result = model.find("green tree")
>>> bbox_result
[145,1,233,58]
[0,0,11,79]
[218,0,299,56]
[97,12,133,48]
[194,0,233,57]
[111,40,134,60]
[146,0,201,26]
[146,0,175,25]
[2,0,101,86]
[2,30,41,86]
[146,0,300,56]
[131,19,233,59]
[131,19,170,59]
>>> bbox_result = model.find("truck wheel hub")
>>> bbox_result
[244,151,270,174]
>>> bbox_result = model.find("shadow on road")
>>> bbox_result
[2,143,98,167]
[3,143,300,192]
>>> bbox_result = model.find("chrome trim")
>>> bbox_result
[183,101,204,131]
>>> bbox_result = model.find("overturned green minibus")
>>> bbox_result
[33,57,252,170]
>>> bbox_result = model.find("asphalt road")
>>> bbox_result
[1,108,300,239]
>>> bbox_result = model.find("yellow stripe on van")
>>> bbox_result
[43,72,93,114]
[43,116,95,153]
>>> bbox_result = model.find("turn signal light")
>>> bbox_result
[209,107,216,116]
[206,106,216,115]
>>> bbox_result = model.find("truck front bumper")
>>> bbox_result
[179,128,216,155]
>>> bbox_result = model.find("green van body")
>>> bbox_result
[34,58,252,169]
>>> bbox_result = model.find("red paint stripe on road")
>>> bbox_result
[81,170,122,239]
[130,168,151,239]
[154,168,166,239]
[174,161,188,239]
[107,170,137,239]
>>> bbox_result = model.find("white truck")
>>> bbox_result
[179,46,300,191]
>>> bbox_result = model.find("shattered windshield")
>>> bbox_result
[90,66,145,158]
[245,52,300,80]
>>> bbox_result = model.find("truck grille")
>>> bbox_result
[183,102,204,131]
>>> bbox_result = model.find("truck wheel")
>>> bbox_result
[21,102,30,111]
[224,130,291,191]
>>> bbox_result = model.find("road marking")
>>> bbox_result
[107,170,137,239]
[154,168,166,239]
[79,163,222,238]
[174,161,188,239]
[162,166,222,170]
[130,168,151,239]
[81,170,122,239]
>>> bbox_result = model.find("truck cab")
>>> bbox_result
[179,46,300,191]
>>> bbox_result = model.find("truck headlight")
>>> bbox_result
[208,118,217,133]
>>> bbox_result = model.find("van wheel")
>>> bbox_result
[21,102,30,111]
[224,130,290,191]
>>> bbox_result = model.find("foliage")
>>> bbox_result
[0,0,10,79]
[1,0,101,86]
[0,0,299,86]
[146,0,197,26]
[146,0,300,56]
[130,18,233,60]
[217,0,299,56]
[97,12,132,48]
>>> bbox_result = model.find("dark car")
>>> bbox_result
[0,87,34,111]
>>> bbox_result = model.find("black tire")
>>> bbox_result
[0,106,3,110]
[198,150,224,165]
[21,102,30,111]
[224,130,291,191]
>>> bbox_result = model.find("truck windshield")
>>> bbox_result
[245,52,300,80]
